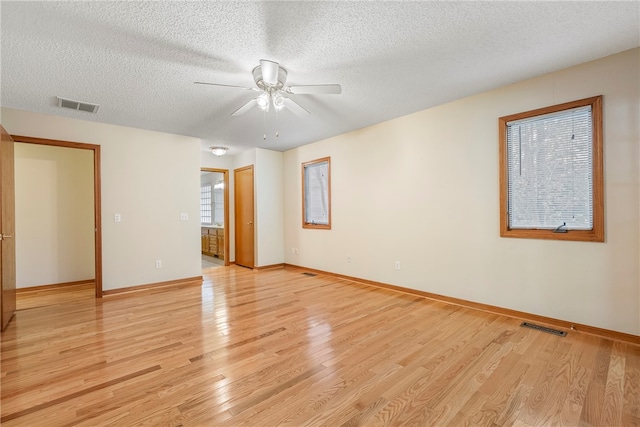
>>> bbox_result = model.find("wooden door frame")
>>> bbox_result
[200,168,229,266]
[234,165,255,269]
[12,135,103,298]
[1,127,16,330]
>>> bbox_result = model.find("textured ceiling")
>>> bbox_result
[1,1,639,155]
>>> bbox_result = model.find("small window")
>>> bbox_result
[302,157,331,229]
[213,181,224,226]
[200,184,212,224]
[499,96,603,242]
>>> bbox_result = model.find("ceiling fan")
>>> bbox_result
[195,59,341,117]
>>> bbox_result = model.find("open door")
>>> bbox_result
[200,168,230,267]
[0,126,16,331]
[234,165,254,268]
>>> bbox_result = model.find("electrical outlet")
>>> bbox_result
[295,248,299,255]
[114,213,121,223]
[347,256,352,263]
[156,260,162,268]
[394,261,400,270]
[180,213,188,221]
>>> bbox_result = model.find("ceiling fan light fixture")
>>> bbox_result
[210,146,228,156]
[272,93,285,111]
[257,92,270,111]
[197,59,340,117]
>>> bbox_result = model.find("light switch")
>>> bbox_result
[180,213,188,221]
[114,213,121,223]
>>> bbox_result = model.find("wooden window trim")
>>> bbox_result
[498,95,604,242]
[302,157,331,230]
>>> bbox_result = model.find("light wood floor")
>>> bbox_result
[1,267,638,426]
[202,255,224,269]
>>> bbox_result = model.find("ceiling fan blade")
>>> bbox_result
[195,82,258,91]
[287,84,342,95]
[260,59,280,86]
[283,98,310,117]
[231,98,257,116]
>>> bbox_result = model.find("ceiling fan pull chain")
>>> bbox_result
[263,110,267,140]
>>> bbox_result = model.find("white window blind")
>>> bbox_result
[304,161,329,225]
[506,105,593,230]
[200,184,212,224]
[213,187,224,225]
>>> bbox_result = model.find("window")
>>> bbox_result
[200,184,212,224]
[302,157,331,229]
[213,181,224,225]
[499,96,603,242]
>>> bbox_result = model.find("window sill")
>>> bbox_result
[500,227,604,242]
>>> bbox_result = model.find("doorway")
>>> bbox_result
[200,168,229,268]
[11,135,102,297]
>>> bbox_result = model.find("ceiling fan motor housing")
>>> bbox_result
[252,64,287,91]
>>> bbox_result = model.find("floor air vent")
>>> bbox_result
[520,322,567,336]
[302,272,317,277]
[56,96,100,114]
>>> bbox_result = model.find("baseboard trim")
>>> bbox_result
[16,279,95,294]
[102,276,203,296]
[284,264,640,346]
[254,263,285,271]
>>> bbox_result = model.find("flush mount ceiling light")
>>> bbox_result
[210,146,228,156]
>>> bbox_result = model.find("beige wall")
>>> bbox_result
[202,148,285,266]
[255,148,284,267]
[2,48,637,334]
[1,109,202,291]
[14,143,94,287]
[283,48,640,335]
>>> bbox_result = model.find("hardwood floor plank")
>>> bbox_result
[580,339,614,426]
[557,365,591,426]
[1,266,638,426]
[0,365,160,423]
[600,340,626,426]
[623,345,640,420]
[437,343,526,426]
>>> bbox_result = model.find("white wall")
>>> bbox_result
[1,109,202,291]
[14,143,94,287]
[255,148,284,267]
[283,48,640,335]
[203,148,285,266]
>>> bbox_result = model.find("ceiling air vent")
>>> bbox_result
[56,96,100,114]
